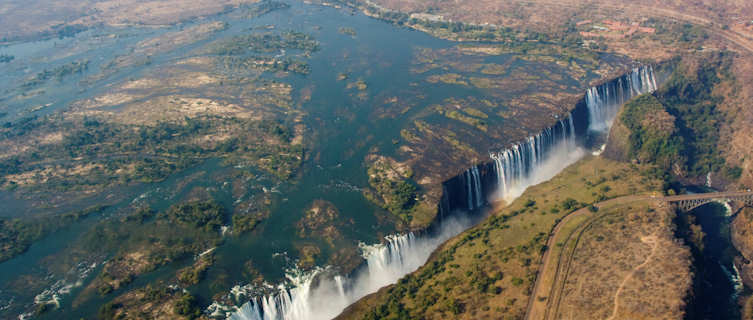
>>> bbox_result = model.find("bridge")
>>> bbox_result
[662,191,753,211]
[525,190,753,320]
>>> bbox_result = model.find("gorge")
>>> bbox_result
[219,65,661,320]
[1,0,752,319]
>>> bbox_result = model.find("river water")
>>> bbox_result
[0,1,604,318]
[686,202,746,319]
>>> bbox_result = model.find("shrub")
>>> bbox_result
[174,293,201,319]
[561,198,579,210]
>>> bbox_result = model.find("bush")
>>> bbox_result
[561,198,579,210]
[446,299,465,314]
[174,293,201,319]
[166,201,224,231]
[621,94,686,170]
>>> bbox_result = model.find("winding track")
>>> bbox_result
[605,234,659,320]
[524,191,753,320]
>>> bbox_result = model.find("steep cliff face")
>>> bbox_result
[718,55,753,189]
[604,94,685,172]
[603,110,632,162]
[732,207,753,289]
[604,53,750,189]
[335,157,666,320]
[732,207,753,319]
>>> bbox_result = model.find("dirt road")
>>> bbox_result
[524,191,753,320]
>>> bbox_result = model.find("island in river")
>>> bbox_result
[1,0,752,319]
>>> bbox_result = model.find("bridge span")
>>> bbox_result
[662,191,753,211]
[525,190,753,320]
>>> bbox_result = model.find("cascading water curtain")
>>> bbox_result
[216,65,658,320]
[490,112,577,201]
[222,222,471,320]
[463,165,484,210]
[586,65,658,132]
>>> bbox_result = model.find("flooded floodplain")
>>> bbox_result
[0,1,630,318]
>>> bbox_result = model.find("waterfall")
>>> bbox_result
[706,172,713,188]
[465,169,474,210]
[212,65,659,320]
[461,165,484,210]
[219,217,473,320]
[586,65,658,132]
[473,166,482,209]
[490,112,583,202]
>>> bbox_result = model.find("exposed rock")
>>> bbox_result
[731,207,753,289]
[297,199,344,245]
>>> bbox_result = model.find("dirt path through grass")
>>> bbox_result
[606,234,659,320]
[526,190,753,320]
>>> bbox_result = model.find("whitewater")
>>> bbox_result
[209,65,659,320]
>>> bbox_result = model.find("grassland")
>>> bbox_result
[547,201,691,320]
[337,156,666,320]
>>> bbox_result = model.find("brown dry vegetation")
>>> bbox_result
[0,0,257,42]
[351,0,753,58]
[553,201,691,320]
[72,55,294,126]
[0,49,303,195]
[717,56,753,188]
[732,207,753,291]
[337,156,665,320]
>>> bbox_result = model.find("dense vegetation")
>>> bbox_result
[341,157,664,319]
[232,213,265,234]
[330,0,527,42]
[0,115,302,192]
[654,54,738,178]
[218,55,312,75]
[620,94,686,170]
[48,24,89,40]
[210,31,318,55]
[85,201,225,295]
[620,54,741,181]
[365,159,418,221]
[210,30,318,75]
[0,54,13,63]
[0,205,107,262]
[338,27,357,36]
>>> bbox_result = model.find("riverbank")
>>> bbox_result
[336,156,669,319]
